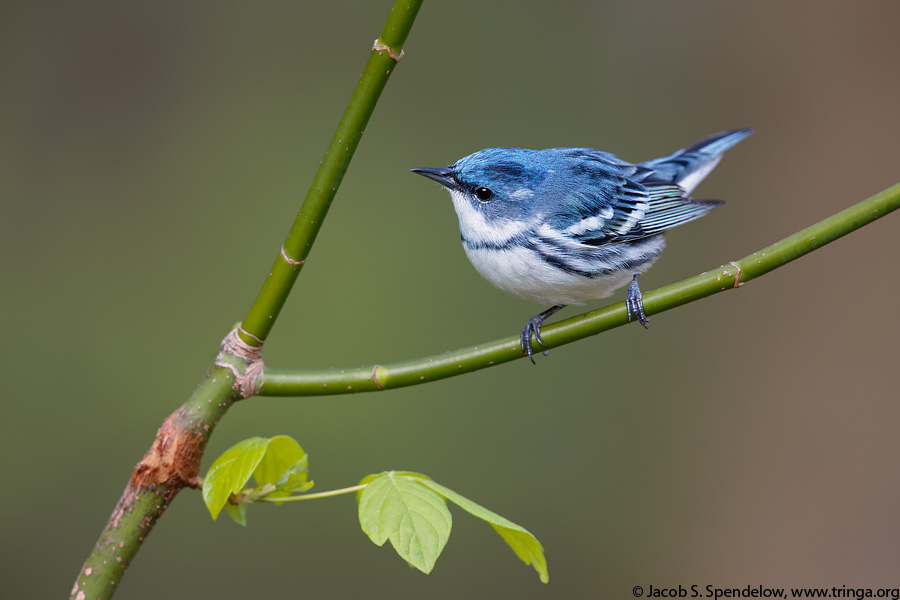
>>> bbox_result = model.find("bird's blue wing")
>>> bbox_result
[543,149,645,241]
[545,150,721,246]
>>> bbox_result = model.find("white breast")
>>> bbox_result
[463,244,640,306]
[449,189,664,306]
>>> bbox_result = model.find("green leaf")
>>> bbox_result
[357,471,430,503]
[203,435,316,519]
[358,471,451,574]
[224,502,248,527]
[253,435,314,500]
[411,477,549,584]
[252,435,306,487]
[201,437,269,520]
[356,473,383,504]
[273,464,315,495]
[489,525,549,584]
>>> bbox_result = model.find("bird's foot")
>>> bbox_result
[520,305,565,364]
[626,274,649,328]
[520,317,548,365]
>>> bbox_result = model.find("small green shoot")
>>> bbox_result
[202,439,547,582]
[201,435,313,525]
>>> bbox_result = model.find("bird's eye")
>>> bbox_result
[474,187,494,202]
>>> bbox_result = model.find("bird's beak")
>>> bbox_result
[410,166,456,188]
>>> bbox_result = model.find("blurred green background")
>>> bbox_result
[3,1,900,598]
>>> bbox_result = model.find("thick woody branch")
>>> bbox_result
[71,370,240,600]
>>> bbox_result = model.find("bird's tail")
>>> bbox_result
[640,128,753,195]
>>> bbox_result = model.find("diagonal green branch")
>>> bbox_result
[70,3,424,599]
[239,0,424,346]
[259,180,900,396]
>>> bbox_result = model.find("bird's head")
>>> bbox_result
[412,148,550,245]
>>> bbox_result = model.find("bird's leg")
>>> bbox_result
[521,304,566,364]
[626,273,649,328]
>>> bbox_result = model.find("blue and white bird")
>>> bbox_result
[411,129,752,362]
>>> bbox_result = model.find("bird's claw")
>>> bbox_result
[520,316,548,365]
[626,274,649,328]
[520,304,566,364]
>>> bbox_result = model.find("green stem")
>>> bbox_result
[258,484,367,502]
[70,3,425,598]
[71,368,240,600]
[239,0,424,346]
[259,180,900,396]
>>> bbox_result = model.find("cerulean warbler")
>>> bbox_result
[412,129,752,362]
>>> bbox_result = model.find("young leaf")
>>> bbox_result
[410,477,549,584]
[489,524,549,584]
[356,470,429,503]
[201,437,269,520]
[252,435,307,487]
[271,463,315,496]
[253,435,314,500]
[224,502,248,527]
[358,471,451,574]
